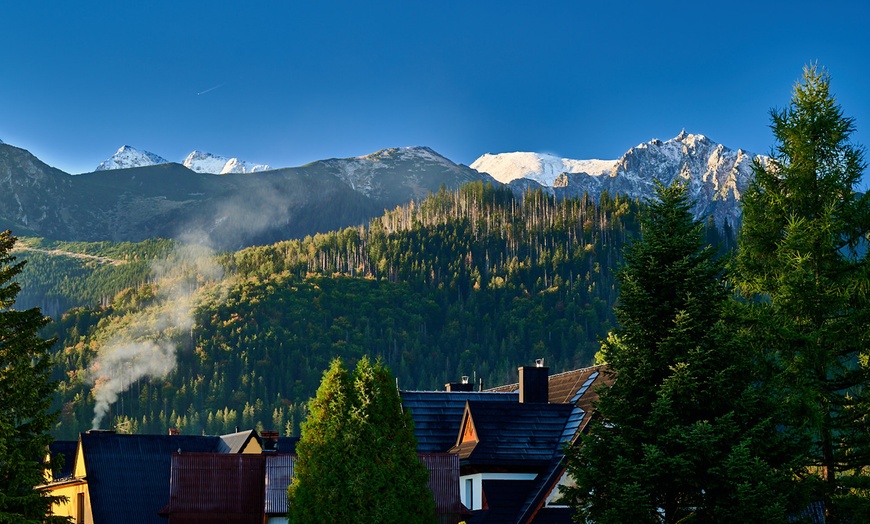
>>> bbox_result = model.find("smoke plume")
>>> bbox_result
[88,238,225,430]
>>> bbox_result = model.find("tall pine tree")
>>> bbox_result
[734,65,870,523]
[564,182,802,523]
[288,356,435,524]
[0,230,66,522]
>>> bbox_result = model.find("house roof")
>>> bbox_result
[264,454,295,516]
[80,432,223,524]
[401,391,519,453]
[276,436,299,454]
[162,453,266,523]
[48,440,78,480]
[457,365,611,524]
[468,479,536,524]
[450,401,574,467]
[515,368,610,524]
[217,429,259,453]
[525,507,575,523]
[486,364,607,406]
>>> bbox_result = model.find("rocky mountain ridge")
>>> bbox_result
[0,142,491,249]
[472,131,764,229]
[0,132,765,249]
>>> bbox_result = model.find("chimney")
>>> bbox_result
[445,375,474,392]
[261,430,279,453]
[168,427,180,436]
[518,359,549,403]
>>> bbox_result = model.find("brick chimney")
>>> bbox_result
[168,427,180,436]
[445,375,474,392]
[261,430,279,452]
[518,359,549,403]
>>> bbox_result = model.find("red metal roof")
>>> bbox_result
[163,453,265,524]
[420,453,463,524]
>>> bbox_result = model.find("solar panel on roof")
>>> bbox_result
[570,371,600,404]
[560,408,586,443]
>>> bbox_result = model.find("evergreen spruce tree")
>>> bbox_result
[286,358,353,522]
[0,231,66,523]
[288,356,435,524]
[734,65,870,523]
[563,182,802,523]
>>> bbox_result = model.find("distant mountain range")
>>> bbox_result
[472,131,764,229]
[0,143,488,249]
[0,132,763,248]
[95,146,270,174]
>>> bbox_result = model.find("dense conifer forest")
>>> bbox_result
[28,183,731,439]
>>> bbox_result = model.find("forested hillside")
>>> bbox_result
[14,237,173,317]
[41,182,728,439]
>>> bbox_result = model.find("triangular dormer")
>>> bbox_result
[449,401,480,460]
[459,405,478,444]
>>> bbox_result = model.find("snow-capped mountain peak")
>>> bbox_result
[95,145,169,171]
[94,146,270,174]
[471,152,616,186]
[319,146,486,200]
[183,150,271,174]
[183,150,229,174]
[471,132,766,229]
[359,146,455,166]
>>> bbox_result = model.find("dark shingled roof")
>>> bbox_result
[467,480,536,524]
[401,391,519,453]
[517,370,609,524]
[80,432,222,524]
[276,436,299,454]
[48,440,78,480]
[451,401,574,467]
[527,507,575,523]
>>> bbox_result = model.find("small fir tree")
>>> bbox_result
[563,182,802,523]
[288,356,435,524]
[0,230,67,522]
[734,64,870,523]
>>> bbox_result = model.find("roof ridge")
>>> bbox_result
[484,363,608,391]
[545,363,607,379]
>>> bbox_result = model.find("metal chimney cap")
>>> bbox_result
[535,358,545,368]
[461,375,469,384]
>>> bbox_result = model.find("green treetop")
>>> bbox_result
[0,230,67,523]
[734,64,870,523]
[564,181,803,523]
[287,356,435,524]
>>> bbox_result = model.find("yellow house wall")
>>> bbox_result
[46,482,91,524]
[241,438,262,454]
[73,441,87,478]
[45,440,93,523]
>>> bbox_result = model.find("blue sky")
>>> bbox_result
[2,1,869,189]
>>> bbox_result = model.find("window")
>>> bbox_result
[76,493,85,524]
[465,478,474,509]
